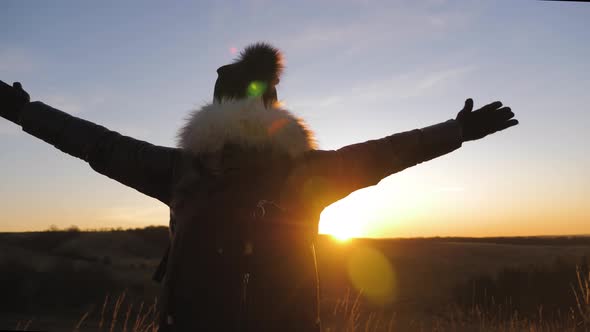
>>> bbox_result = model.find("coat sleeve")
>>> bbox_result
[287,120,463,210]
[19,101,180,205]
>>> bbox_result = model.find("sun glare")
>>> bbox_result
[319,199,365,242]
[328,223,357,242]
[318,181,425,240]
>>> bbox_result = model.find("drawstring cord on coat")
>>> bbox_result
[237,272,251,332]
[252,199,284,219]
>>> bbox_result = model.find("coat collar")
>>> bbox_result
[178,98,316,159]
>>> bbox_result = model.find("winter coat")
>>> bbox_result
[18,97,463,331]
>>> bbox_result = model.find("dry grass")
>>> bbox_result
[69,291,159,332]
[573,266,590,324]
[13,319,32,331]
[70,266,590,331]
[11,266,590,331]
[319,265,590,332]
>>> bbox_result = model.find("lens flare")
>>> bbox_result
[247,81,268,98]
[229,47,238,54]
[347,246,396,305]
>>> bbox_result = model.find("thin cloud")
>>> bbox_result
[0,49,35,74]
[0,93,105,136]
[40,93,107,115]
[290,65,475,110]
[42,95,84,115]
[0,122,20,135]
[354,65,475,101]
[280,2,477,56]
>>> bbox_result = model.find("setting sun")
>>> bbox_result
[318,176,429,240]
[318,186,399,241]
[320,211,359,242]
[319,196,366,241]
[1,1,589,331]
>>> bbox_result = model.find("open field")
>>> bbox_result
[0,227,589,331]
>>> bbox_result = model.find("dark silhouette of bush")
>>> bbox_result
[437,236,590,246]
[453,256,590,321]
[0,258,122,314]
[125,226,168,250]
[17,228,82,253]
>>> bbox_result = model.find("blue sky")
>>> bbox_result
[0,0,588,236]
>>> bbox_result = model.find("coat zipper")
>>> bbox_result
[237,272,250,331]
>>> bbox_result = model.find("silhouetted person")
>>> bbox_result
[0,43,518,331]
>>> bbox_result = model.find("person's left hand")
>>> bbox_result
[456,98,518,142]
[0,80,30,125]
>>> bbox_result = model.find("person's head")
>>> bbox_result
[214,42,283,107]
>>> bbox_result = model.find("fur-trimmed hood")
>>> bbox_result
[178,97,316,159]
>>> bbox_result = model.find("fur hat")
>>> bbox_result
[214,42,284,105]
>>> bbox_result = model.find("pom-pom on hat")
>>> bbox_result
[214,42,284,105]
[235,42,284,84]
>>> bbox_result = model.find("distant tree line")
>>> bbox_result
[435,236,590,246]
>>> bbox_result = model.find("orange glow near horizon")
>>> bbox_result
[319,205,362,241]
[319,187,399,240]
[317,174,590,239]
[318,180,429,240]
[320,200,364,241]
[1,173,588,237]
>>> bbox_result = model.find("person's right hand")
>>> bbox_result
[0,80,30,125]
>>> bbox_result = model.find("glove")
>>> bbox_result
[456,98,518,142]
[0,80,31,125]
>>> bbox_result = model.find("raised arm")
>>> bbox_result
[0,81,179,205]
[285,99,518,211]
